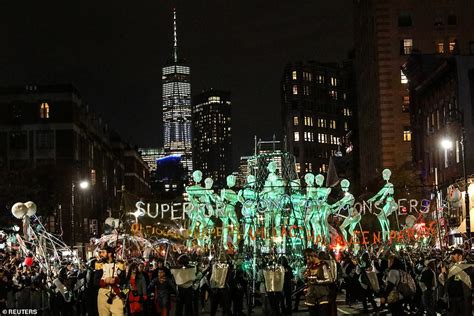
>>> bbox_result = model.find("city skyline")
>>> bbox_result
[0,0,353,168]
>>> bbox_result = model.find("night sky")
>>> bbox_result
[0,0,353,168]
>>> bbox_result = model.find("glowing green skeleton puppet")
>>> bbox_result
[314,174,332,244]
[218,174,240,249]
[196,177,217,247]
[330,179,359,243]
[238,175,258,247]
[367,168,397,242]
[185,170,207,247]
[261,161,285,247]
[304,173,320,244]
[289,179,307,248]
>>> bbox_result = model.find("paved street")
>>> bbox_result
[198,292,386,315]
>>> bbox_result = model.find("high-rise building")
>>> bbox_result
[281,61,354,178]
[139,147,166,171]
[354,0,474,186]
[162,9,192,174]
[192,90,232,187]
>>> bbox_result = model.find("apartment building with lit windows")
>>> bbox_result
[192,89,232,187]
[281,61,354,177]
[354,0,474,186]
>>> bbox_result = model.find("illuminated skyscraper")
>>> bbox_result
[192,90,232,187]
[162,9,192,174]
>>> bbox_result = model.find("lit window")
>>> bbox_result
[40,102,50,119]
[318,119,326,128]
[329,90,337,100]
[330,77,336,86]
[292,71,297,80]
[403,128,411,142]
[401,70,408,84]
[329,120,336,129]
[294,132,300,142]
[293,116,299,126]
[344,122,349,131]
[91,169,96,185]
[304,132,314,142]
[292,85,298,95]
[320,164,327,173]
[208,96,221,103]
[308,73,313,82]
[343,108,351,116]
[436,41,445,54]
[401,38,413,55]
[295,163,301,173]
[303,86,310,95]
[402,95,410,112]
[316,75,324,84]
[318,133,327,144]
[449,39,457,53]
[456,140,460,163]
[304,116,313,126]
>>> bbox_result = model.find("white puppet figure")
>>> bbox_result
[196,177,217,247]
[303,173,319,245]
[185,170,207,247]
[314,174,332,244]
[238,175,258,247]
[330,179,359,243]
[289,179,307,248]
[367,169,398,242]
[218,175,240,249]
[260,161,286,247]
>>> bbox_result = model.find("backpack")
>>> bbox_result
[398,270,416,298]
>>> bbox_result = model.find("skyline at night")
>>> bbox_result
[0,0,353,168]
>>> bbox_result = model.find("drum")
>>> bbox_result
[263,265,284,292]
[53,278,71,302]
[366,271,380,292]
[210,263,229,289]
[171,267,197,286]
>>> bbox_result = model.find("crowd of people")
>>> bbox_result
[0,243,473,315]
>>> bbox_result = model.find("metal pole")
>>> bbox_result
[461,125,471,242]
[434,167,443,249]
[71,183,75,247]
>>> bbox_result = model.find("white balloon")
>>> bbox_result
[105,217,114,227]
[25,201,37,216]
[112,219,120,228]
[405,215,416,228]
[11,202,27,219]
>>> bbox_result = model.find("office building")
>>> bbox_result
[162,9,192,174]
[281,61,354,177]
[192,89,232,187]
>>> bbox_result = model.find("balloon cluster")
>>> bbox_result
[11,201,37,219]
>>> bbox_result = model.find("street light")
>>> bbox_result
[71,180,90,247]
[79,181,89,190]
[440,138,453,150]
